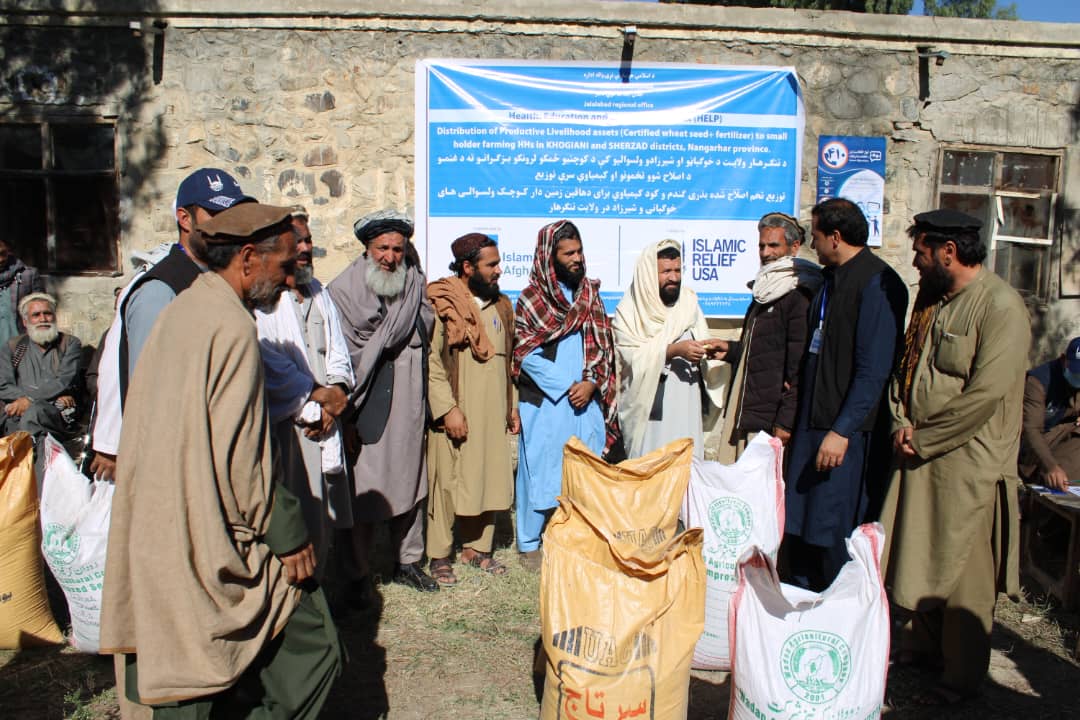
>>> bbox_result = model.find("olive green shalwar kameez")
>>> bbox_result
[881,268,1029,695]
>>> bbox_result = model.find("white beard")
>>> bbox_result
[28,323,59,345]
[365,261,407,298]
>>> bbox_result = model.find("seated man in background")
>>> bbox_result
[1020,336,1080,490]
[0,292,82,438]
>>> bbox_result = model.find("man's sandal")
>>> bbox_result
[460,548,508,576]
[428,557,458,587]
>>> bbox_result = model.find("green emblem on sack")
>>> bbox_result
[708,497,753,549]
[780,630,852,704]
[42,522,79,567]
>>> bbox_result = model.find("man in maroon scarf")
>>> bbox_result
[512,220,617,570]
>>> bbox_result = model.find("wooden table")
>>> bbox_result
[1022,487,1080,611]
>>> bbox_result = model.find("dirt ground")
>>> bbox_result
[3,546,1080,719]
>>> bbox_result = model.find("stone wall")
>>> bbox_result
[2,0,1078,359]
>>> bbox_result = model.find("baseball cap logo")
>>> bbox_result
[207,175,225,192]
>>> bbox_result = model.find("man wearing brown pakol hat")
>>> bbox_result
[100,202,341,718]
[881,208,1029,705]
[424,233,519,585]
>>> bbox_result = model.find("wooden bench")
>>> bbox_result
[1021,487,1080,611]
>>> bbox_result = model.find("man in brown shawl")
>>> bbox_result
[100,203,341,717]
[881,209,1029,705]
[328,209,438,595]
[425,233,518,586]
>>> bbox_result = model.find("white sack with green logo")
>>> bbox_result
[729,523,890,720]
[39,435,113,652]
[680,432,784,670]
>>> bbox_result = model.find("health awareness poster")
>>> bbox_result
[816,136,886,247]
[415,60,805,317]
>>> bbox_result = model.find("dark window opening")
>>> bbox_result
[0,121,119,274]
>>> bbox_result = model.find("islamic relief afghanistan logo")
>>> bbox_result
[707,497,753,550]
[780,631,852,704]
[42,522,79,567]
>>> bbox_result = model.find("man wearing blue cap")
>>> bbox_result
[120,168,256,396]
[88,168,254,484]
[1020,337,1080,490]
[881,208,1030,705]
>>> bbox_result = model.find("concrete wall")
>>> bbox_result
[2,0,1078,359]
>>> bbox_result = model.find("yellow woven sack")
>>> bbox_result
[0,432,64,648]
[539,438,705,720]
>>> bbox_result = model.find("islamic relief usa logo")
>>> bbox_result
[708,496,752,550]
[780,631,852,704]
[42,522,80,567]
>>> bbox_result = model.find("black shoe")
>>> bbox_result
[393,562,439,592]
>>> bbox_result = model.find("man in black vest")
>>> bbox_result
[781,198,908,591]
[88,168,253,480]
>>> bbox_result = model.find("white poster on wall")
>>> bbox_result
[415,60,805,317]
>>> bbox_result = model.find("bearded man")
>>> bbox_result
[881,209,1029,705]
[0,292,82,438]
[101,203,341,718]
[513,220,617,570]
[425,233,518,585]
[255,206,354,575]
[711,213,822,462]
[612,239,727,459]
[328,209,438,594]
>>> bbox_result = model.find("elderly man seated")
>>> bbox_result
[0,292,82,438]
[1020,336,1080,491]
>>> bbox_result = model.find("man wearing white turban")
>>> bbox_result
[612,240,728,459]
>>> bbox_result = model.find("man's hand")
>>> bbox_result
[507,407,521,435]
[56,395,76,409]
[772,426,792,446]
[893,426,917,458]
[303,409,335,438]
[5,397,30,417]
[310,384,348,418]
[89,452,116,482]
[815,431,849,473]
[1044,465,1070,492]
[707,339,730,361]
[568,380,597,409]
[443,406,468,441]
[278,542,316,585]
[666,340,708,363]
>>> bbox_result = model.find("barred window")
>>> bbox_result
[0,120,119,274]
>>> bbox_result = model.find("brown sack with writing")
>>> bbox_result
[0,431,64,648]
[539,438,705,720]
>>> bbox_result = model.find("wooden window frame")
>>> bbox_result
[935,144,1063,303]
[0,116,121,276]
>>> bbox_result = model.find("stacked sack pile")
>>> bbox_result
[538,431,891,720]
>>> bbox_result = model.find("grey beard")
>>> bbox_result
[294,264,314,287]
[246,278,286,310]
[28,323,58,345]
[366,261,407,298]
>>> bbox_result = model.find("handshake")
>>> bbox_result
[667,338,729,363]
